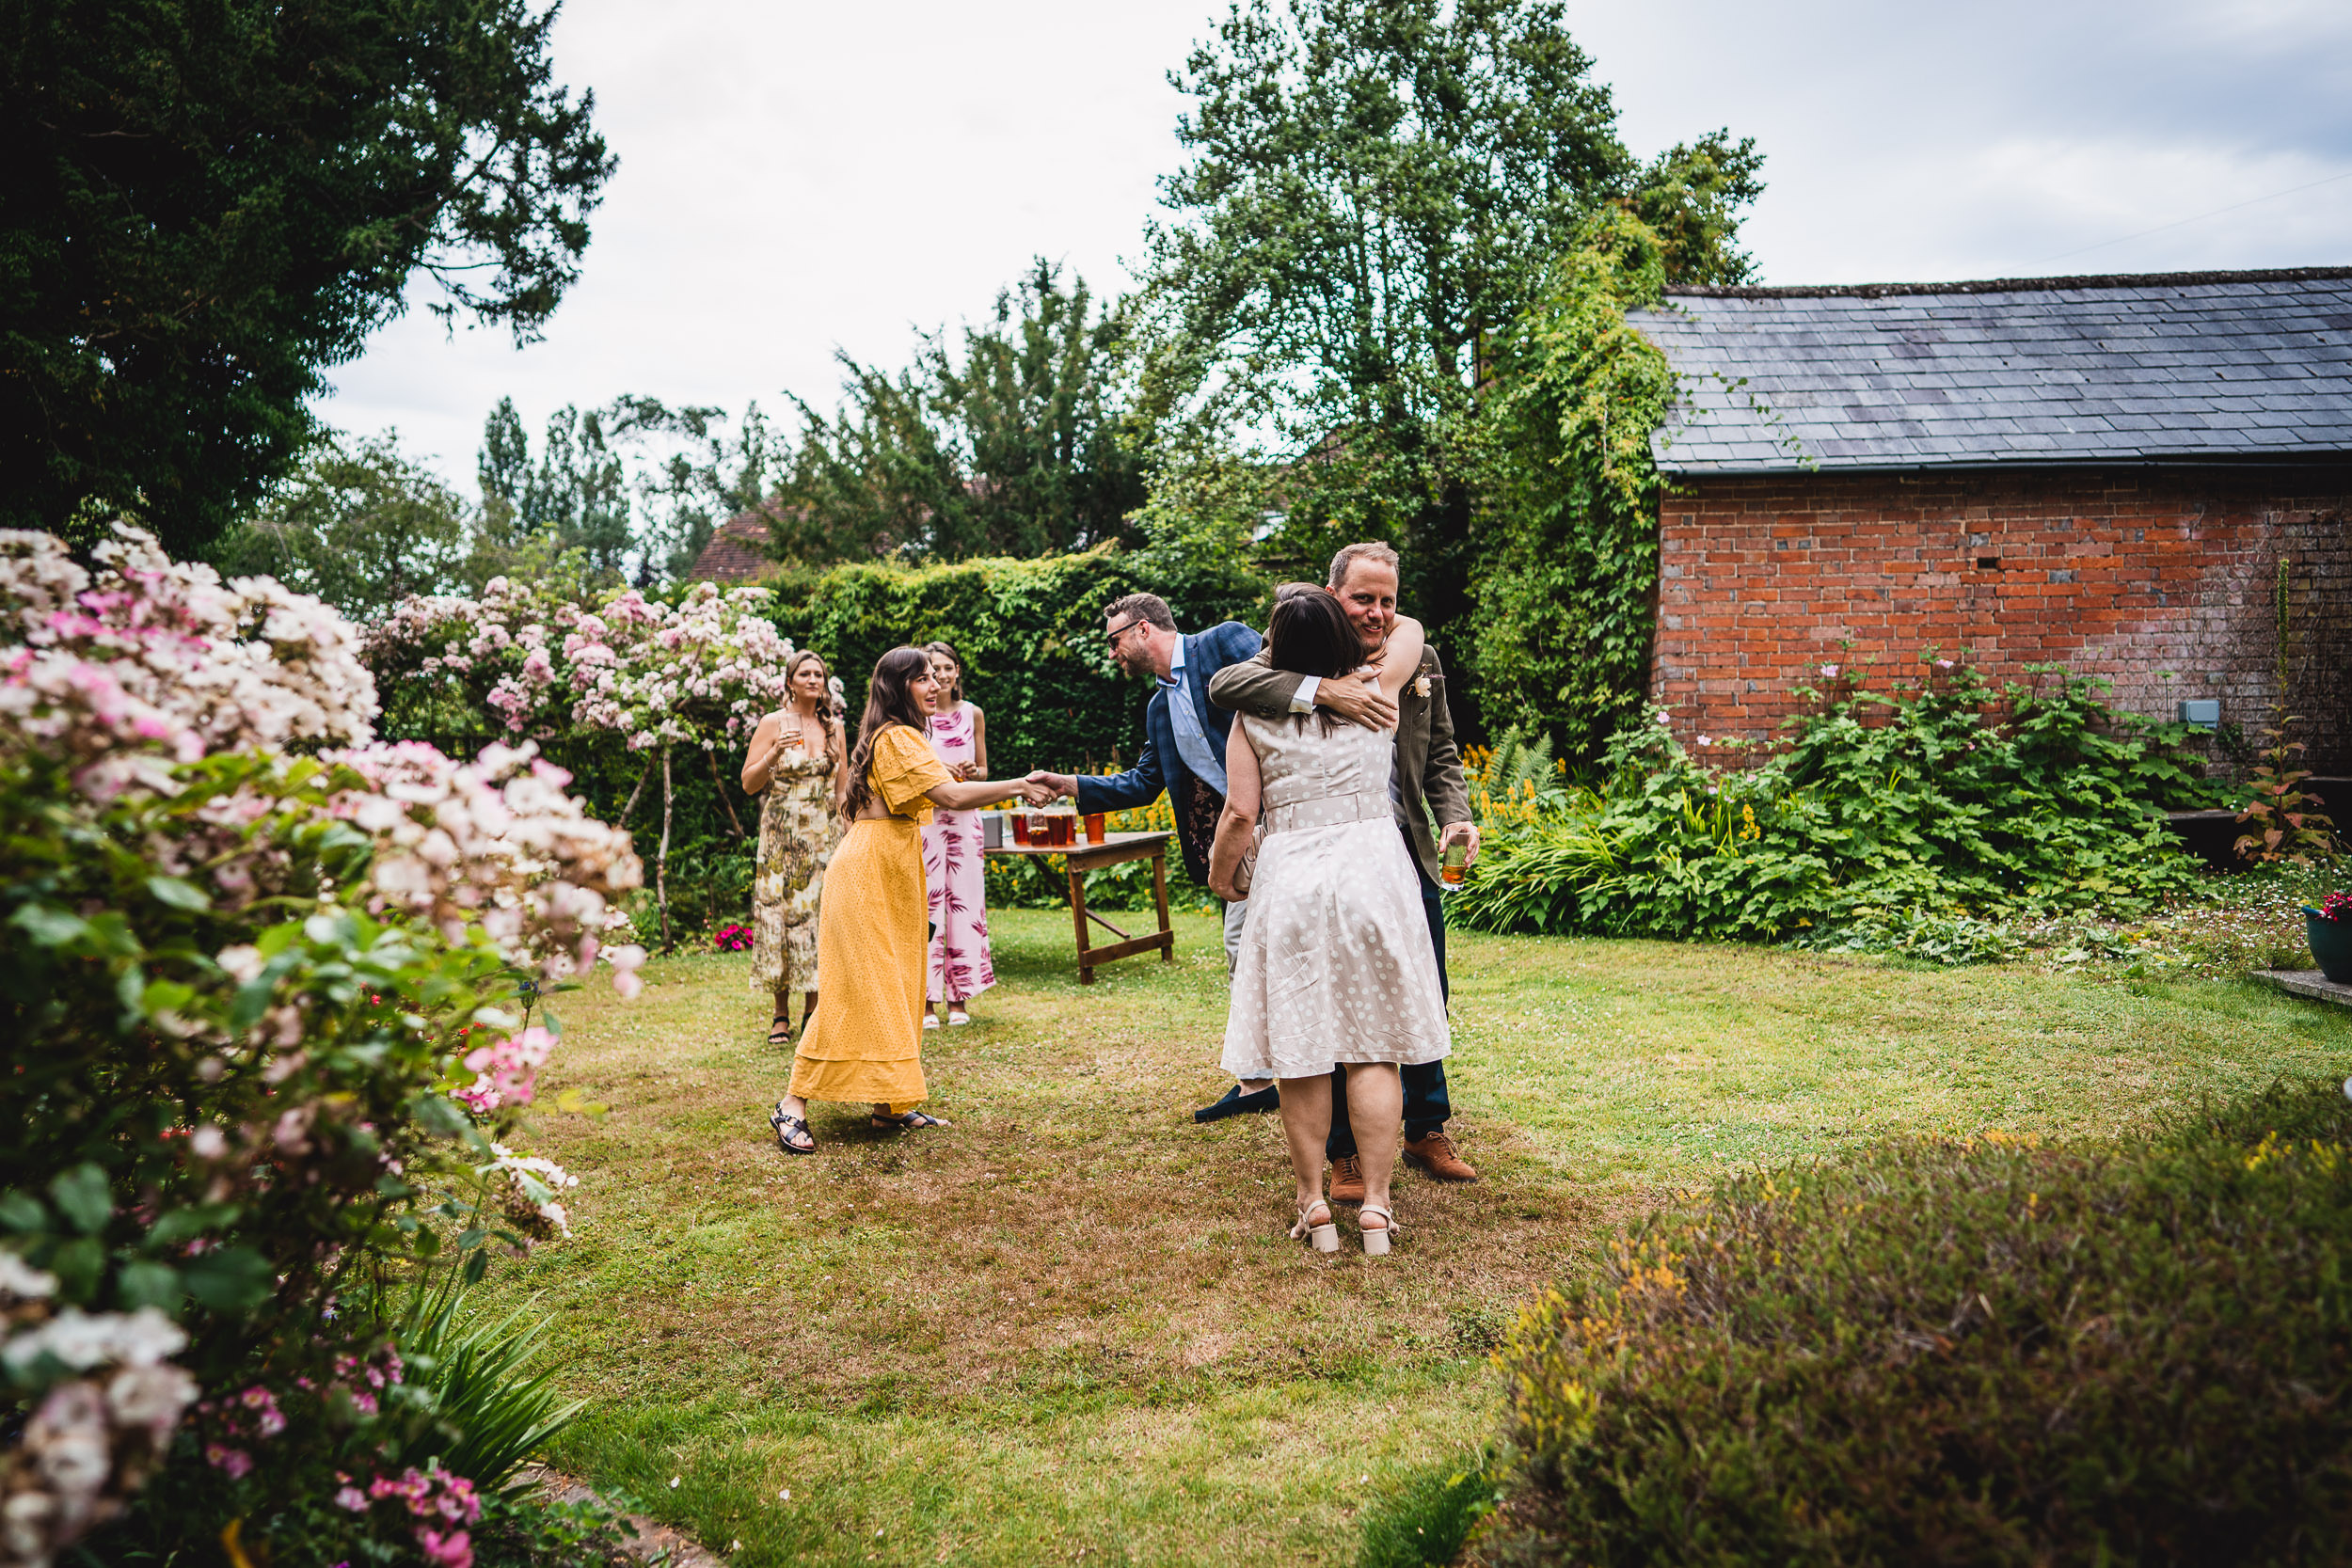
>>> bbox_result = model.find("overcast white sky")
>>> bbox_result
[324,0,2352,492]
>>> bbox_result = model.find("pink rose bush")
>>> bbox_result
[0,526,645,1564]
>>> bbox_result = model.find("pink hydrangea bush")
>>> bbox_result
[0,525,644,1563]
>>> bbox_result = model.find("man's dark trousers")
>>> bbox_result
[1326,825,1450,1158]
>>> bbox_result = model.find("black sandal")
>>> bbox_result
[767,1015,794,1047]
[870,1110,950,1131]
[769,1101,815,1154]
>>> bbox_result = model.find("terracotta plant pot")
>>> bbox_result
[2308,908,2352,984]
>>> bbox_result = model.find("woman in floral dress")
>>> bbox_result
[921,641,995,1027]
[740,650,846,1046]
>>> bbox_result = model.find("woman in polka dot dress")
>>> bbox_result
[1207,590,1448,1258]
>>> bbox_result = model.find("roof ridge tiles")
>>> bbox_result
[1668,265,2352,300]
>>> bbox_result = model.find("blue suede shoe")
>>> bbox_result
[1194,1084,1279,1123]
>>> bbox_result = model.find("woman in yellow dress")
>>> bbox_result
[768,646,1044,1153]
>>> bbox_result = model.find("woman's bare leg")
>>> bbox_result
[802,990,818,1026]
[1277,1073,1334,1213]
[769,990,793,1042]
[1344,1064,1404,1227]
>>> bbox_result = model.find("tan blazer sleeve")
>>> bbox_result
[1205,644,1307,717]
[1421,650,1470,827]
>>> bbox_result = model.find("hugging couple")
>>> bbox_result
[1026,542,1477,1257]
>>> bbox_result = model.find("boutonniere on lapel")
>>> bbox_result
[1412,674,1432,698]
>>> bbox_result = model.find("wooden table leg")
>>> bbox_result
[1070,861,1095,985]
[1152,848,1174,962]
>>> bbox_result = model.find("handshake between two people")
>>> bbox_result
[1017,768,1080,806]
[937,759,1063,806]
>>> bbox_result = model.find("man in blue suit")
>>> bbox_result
[1027,592,1279,1122]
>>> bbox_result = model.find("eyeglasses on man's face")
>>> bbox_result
[1104,619,1143,650]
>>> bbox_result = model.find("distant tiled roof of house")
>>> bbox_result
[1627,266,2352,473]
[690,511,771,582]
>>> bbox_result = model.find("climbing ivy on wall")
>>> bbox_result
[1464,210,1678,761]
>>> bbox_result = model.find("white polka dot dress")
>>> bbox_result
[1221,710,1451,1081]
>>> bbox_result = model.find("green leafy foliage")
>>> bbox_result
[204,431,475,618]
[772,261,1145,564]
[763,546,1269,775]
[1134,0,1762,673]
[1460,212,1676,757]
[1,0,613,555]
[1485,1076,2352,1564]
[1452,662,2217,944]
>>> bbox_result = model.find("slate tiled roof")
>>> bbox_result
[1627,266,2352,473]
[689,510,772,583]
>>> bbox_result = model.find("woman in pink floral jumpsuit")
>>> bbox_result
[921,641,996,1026]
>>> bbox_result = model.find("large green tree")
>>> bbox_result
[772,261,1147,564]
[0,0,614,557]
[475,397,631,582]
[204,429,473,617]
[1135,0,1761,719]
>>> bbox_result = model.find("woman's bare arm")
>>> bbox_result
[1374,615,1425,704]
[739,712,784,793]
[922,776,1034,812]
[829,718,849,808]
[1207,724,1263,901]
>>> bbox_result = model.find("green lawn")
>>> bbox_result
[487,910,2352,1566]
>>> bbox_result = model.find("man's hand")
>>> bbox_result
[1440,820,1480,866]
[1315,676,1398,731]
[1025,769,1076,802]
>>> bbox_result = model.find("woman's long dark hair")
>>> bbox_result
[1267,588,1361,735]
[1268,588,1359,680]
[838,646,934,824]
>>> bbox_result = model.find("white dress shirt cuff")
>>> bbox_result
[1290,675,1321,714]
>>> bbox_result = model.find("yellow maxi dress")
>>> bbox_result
[786,725,951,1112]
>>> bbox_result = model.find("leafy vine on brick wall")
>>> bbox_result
[1462,209,1678,760]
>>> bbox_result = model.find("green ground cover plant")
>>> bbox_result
[467,909,2351,1565]
[1454,661,2235,948]
[1483,1073,2352,1564]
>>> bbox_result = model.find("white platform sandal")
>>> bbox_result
[1358,1203,1397,1258]
[1289,1198,1340,1254]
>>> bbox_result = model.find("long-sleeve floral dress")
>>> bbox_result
[922,701,996,1005]
[751,726,840,1001]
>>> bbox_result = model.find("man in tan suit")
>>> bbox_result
[1208,541,1481,1195]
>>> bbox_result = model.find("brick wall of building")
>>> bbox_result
[1650,466,2352,770]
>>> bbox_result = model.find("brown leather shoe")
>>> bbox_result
[1403,1132,1477,1181]
[1328,1153,1366,1204]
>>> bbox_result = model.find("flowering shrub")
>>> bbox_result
[2316,894,2352,923]
[0,527,643,1565]
[367,575,805,946]
[1485,1077,2352,1562]
[712,923,754,952]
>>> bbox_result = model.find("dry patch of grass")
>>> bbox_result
[483,911,2352,1565]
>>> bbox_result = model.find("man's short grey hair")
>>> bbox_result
[1327,541,1401,589]
[1104,592,1176,631]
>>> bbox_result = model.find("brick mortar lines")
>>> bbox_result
[1648,467,2352,771]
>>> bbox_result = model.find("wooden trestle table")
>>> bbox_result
[983,830,1176,984]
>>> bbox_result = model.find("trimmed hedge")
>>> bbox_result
[1482,1076,2352,1564]
[760,546,1269,779]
